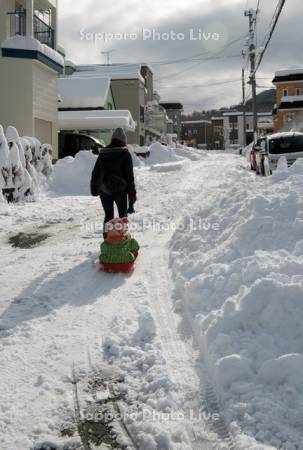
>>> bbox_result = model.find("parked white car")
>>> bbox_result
[256,131,303,175]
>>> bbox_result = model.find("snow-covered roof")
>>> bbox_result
[1,35,64,67]
[275,69,303,77]
[267,131,303,140]
[223,111,272,117]
[281,95,303,103]
[58,77,111,109]
[72,64,145,83]
[58,110,136,132]
[57,44,66,57]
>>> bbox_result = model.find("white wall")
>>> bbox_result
[0,57,34,135]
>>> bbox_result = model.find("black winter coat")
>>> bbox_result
[90,146,135,197]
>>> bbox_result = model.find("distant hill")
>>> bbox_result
[239,89,276,113]
[182,89,276,121]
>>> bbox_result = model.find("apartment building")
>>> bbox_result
[211,117,224,149]
[223,111,273,148]
[272,69,303,132]
[181,120,212,149]
[0,0,64,158]
[159,102,184,141]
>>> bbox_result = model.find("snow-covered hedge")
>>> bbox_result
[0,125,53,203]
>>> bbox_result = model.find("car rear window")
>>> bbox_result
[269,136,303,154]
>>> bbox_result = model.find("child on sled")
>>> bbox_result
[100,217,139,273]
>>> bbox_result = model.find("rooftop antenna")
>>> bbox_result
[101,50,115,65]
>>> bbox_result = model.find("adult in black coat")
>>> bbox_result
[90,128,136,226]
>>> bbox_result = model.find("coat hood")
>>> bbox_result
[99,147,129,161]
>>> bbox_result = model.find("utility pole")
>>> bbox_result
[242,67,247,147]
[101,50,114,65]
[244,8,258,140]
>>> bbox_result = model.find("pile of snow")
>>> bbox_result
[170,158,303,449]
[49,151,97,196]
[49,143,205,196]
[146,143,181,165]
[133,143,205,166]
[0,124,53,202]
[128,145,146,167]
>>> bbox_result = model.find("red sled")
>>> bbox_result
[100,252,138,273]
[100,262,135,273]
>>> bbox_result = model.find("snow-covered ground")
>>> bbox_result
[0,146,302,450]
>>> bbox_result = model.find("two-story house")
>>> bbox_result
[65,62,152,146]
[0,0,64,158]
[272,69,303,132]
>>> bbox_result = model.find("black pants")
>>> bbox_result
[100,192,128,226]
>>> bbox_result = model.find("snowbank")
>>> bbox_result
[170,158,303,449]
[49,145,205,197]
[49,151,97,196]
[146,143,181,165]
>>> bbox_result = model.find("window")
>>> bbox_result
[296,88,302,96]
[283,89,288,97]
[80,136,95,150]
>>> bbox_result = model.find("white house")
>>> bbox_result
[0,0,64,158]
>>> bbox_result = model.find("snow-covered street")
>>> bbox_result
[1,149,303,450]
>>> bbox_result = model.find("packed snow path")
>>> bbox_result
[2,151,302,449]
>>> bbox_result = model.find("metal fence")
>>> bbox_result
[7,10,55,49]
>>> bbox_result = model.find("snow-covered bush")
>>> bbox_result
[0,124,53,203]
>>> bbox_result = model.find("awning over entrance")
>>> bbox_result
[58,110,136,132]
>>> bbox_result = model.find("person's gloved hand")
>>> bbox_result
[128,191,137,214]
[127,204,135,214]
[128,191,137,204]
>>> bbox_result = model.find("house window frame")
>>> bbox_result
[283,88,288,97]
[295,88,302,96]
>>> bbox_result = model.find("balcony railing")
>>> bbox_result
[34,14,55,48]
[7,10,55,49]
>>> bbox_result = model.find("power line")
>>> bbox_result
[158,78,242,89]
[154,54,240,82]
[254,0,286,74]
[111,33,247,72]
[154,33,247,82]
